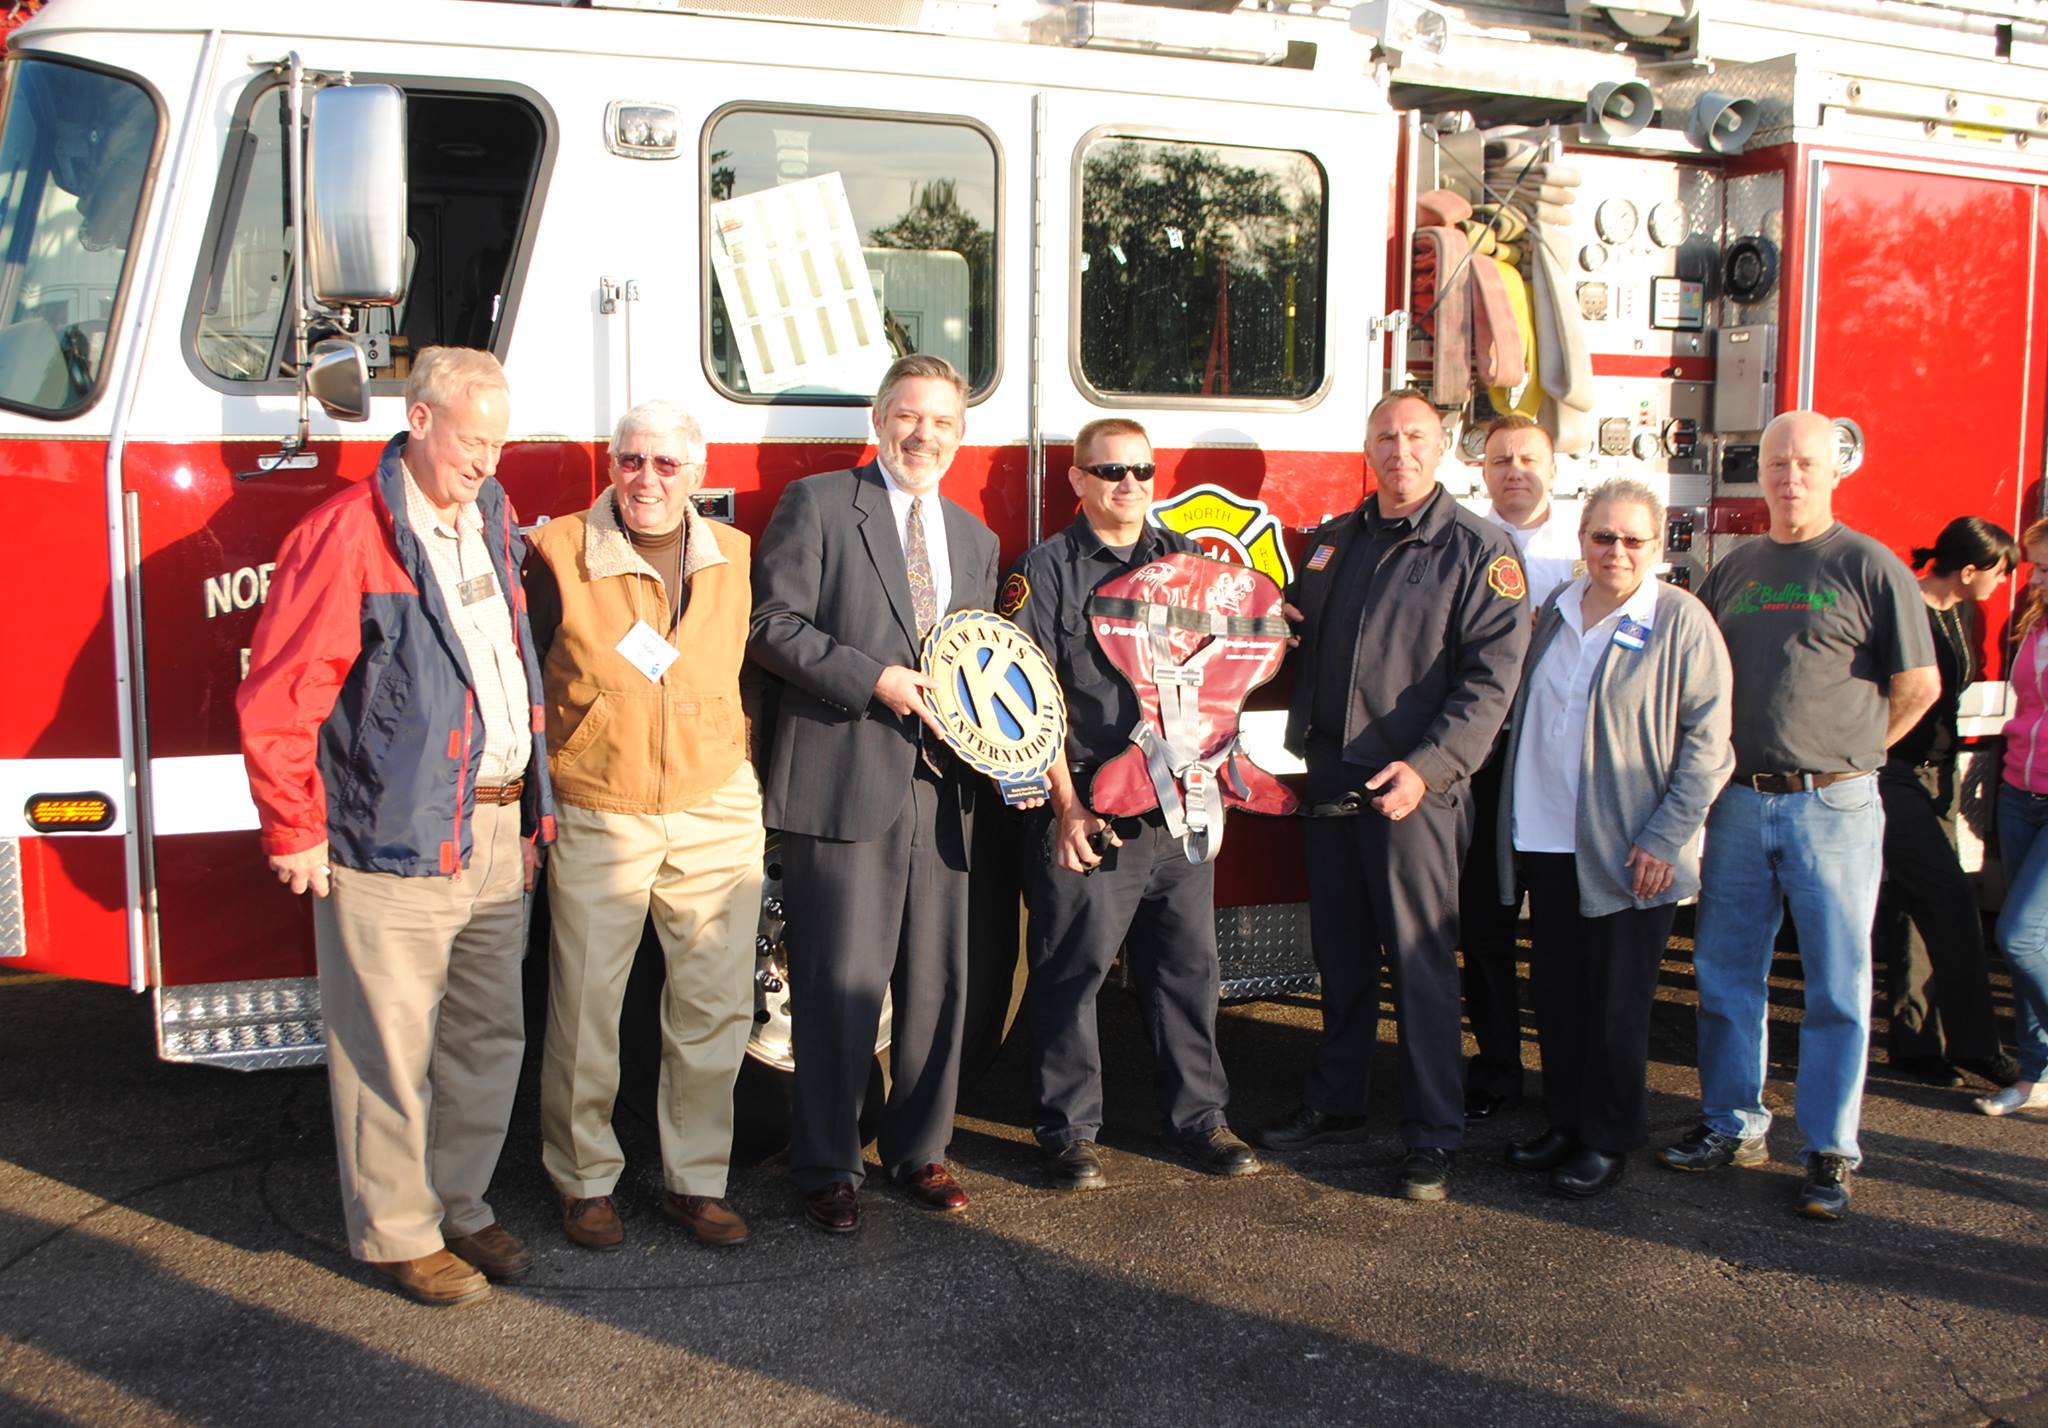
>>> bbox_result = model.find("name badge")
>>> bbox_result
[615,620,678,682]
[1613,616,1650,651]
[457,571,497,606]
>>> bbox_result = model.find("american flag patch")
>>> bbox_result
[1307,543,1336,571]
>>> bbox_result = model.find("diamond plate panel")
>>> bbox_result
[157,977,328,1070]
[1216,901,1317,1002]
[0,838,22,959]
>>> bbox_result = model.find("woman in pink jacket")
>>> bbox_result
[1989,516,2048,1116]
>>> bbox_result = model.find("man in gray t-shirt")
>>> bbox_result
[1658,411,1937,1223]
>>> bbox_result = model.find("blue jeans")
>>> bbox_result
[1692,778,1883,1165]
[1993,788,2048,1082]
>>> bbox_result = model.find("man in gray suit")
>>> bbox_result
[749,353,1001,1234]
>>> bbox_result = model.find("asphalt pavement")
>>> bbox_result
[1,952,2044,1428]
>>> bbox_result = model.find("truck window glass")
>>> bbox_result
[0,59,155,416]
[706,108,998,400]
[1078,137,1325,402]
[196,87,544,382]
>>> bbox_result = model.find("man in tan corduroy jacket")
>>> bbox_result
[523,399,762,1253]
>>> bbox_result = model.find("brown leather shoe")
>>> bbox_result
[370,1249,489,1307]
[444,1223,534,1282]
[661,1192,751,1247]
[803,1181,860,1234]
[897,1162,969,1213]
[560,1193,625,1251]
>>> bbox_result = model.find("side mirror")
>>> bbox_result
[305,337,368,421]
[306,84,407,306]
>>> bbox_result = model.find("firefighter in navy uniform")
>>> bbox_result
[1254,389,1531,1203]
[1000,417,1260,1190]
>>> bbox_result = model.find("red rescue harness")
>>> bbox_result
[1084,552,1299,863]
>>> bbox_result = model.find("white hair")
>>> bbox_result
[612,399,707,464]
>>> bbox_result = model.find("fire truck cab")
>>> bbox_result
[0,0,2042,1068]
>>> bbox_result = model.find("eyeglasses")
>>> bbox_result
[614,452,696,476]
[1080,462,1156,483]
[1588,530,1657,549]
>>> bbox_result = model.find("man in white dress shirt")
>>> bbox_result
[1460,414,1585,1119]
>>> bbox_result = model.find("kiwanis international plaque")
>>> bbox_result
[918,609,1067,807]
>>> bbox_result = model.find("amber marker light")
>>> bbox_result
[24,793,116,832]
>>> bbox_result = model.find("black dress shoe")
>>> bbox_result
[1549,1146,1626,1198]
[1045,1140,1107,1191]
[1395,1147,1452,1202]
[1505,1127,1576,1172]
[1172,1127,1261,1177]
[1464,1086,1524,1121]
[1891,1055,1965,1088]
[1252,1105,1371,1152]
[1956,1051,2022,1088]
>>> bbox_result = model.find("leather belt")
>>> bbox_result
[474,778,526,805]
[1744,770,1868,795]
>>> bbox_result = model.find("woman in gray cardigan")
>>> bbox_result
[1496,478,1734,1197]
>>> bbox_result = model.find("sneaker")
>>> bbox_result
[1657,1122,1769,1172]
[1973,1081,2048,1117]
[1799,1153,1854,1220]
[1395,1147,1452,1202]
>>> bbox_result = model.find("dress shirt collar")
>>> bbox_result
[875,455,941,502]
[400,461,481,538]
[1559,572,1659,636]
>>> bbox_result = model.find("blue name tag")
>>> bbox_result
[1613,616,1650,651]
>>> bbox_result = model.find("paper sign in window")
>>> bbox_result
[709,172,891,395]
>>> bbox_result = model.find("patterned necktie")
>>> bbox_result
[905,495,938,637]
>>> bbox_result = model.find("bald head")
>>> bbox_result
[1759,409,1840,543]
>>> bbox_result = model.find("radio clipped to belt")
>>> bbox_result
[1084,551,1299,863]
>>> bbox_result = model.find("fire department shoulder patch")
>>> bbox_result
[997,571,1030,617]
[1487,555,1526,601]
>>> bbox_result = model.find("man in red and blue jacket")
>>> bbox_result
[238,346,557,1308]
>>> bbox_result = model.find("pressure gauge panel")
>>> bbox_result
[1594,199,1638,245]
[1647,201,1688,248]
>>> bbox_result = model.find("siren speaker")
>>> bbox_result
[1688,92,1760,154]
[1585,81,1655,138]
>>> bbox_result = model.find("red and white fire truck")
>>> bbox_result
[0,0,2042,1070]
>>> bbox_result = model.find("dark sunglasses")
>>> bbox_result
[614,452,691,476]
[1588,530,1657,549]
[1081,462,1156,483]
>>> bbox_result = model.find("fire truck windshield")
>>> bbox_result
[0,58,154,417]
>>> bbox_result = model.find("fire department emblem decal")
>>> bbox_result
[1488,555,1527,601]
[919,610,1068,807]
[1149,483,1296,588]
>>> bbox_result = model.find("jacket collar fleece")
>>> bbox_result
[582,488,729,586]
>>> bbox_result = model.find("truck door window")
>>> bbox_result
[193,85,544,384]
[705,106,999,402]
[1077,137,1326,404]
[0,58,157,417]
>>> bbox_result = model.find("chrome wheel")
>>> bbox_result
[747,831,890,1073]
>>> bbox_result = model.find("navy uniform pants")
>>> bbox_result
[782,762,971,1192]
[1022,808,1229,1149]
[1301,740,1471,1150]
[1458,754,1527,1099]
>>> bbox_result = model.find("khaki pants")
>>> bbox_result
[313,801,528,1263]
[541,762,764,1199]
